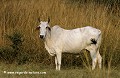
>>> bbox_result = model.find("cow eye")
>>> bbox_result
[46,27,51,31]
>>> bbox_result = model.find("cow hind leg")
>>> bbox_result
[89,49,102,70]
[91,55,97,70]
[89,49,97,70]
[86,45,97,70]
[97,50,102,69]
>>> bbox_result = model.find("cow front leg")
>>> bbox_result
[55,56,58,70]
[56,53,62,71]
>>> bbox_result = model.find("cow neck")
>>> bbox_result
[45,28,52,46]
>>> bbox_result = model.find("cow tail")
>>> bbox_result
[96,32,102,49]
[91,31,102,47]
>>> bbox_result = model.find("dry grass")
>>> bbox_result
[0,0,120,77]
[0,62,120,78]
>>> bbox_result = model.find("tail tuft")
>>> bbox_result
[91,38,97,44]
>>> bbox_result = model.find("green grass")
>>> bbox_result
[0,63,120,78]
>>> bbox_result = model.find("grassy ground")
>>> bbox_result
[0,63,120,78]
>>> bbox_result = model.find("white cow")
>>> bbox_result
[36,19,102,70]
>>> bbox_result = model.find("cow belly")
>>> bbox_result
[62,48,81,53]
[62,41,86,53]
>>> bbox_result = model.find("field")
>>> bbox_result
[0,63,120,78]
[0,0,120,78]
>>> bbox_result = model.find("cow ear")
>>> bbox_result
[36,26,40,30]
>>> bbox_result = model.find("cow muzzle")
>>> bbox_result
[40,35,44,39]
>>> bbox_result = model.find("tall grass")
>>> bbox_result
[0,0,120,77]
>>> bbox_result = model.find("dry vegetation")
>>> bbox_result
[0,0,120,77]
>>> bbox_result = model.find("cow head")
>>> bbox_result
[36,18,51,39]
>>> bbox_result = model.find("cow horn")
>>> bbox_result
[38,17,40,22]
[48,17,50,23]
